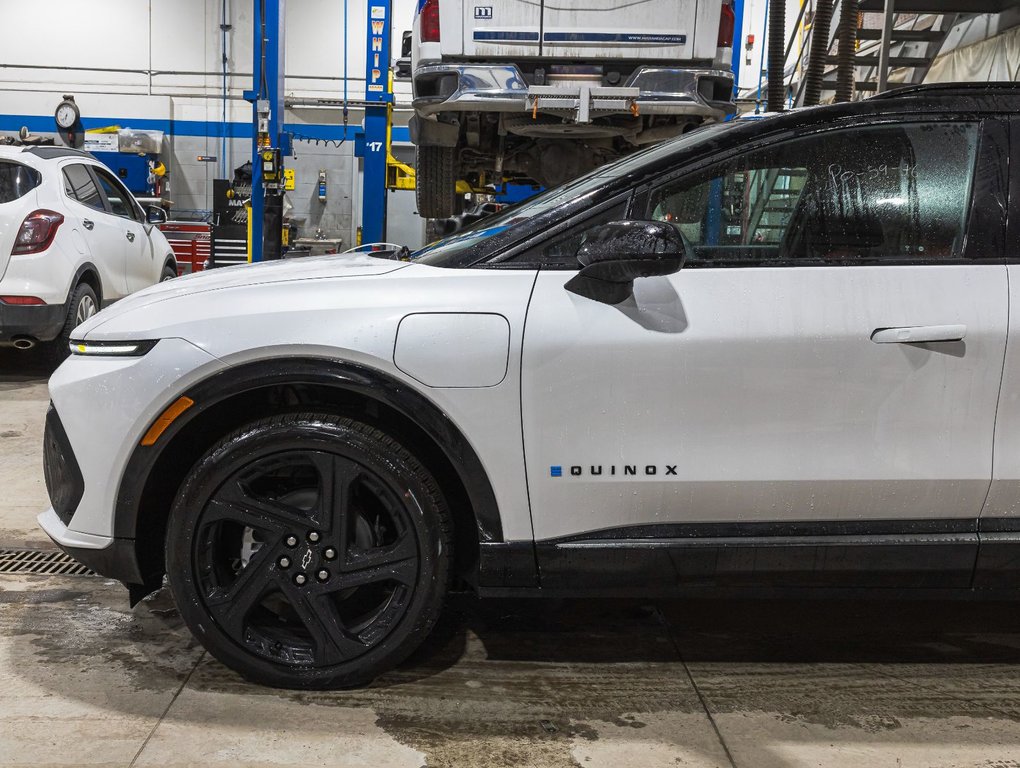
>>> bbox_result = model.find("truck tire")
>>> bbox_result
[415,146,459,219]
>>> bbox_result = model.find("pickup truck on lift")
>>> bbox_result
[408,0,737,218]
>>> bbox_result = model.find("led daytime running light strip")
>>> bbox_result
[69,340,157,357]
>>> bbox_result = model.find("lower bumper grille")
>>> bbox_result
[0,548,95,576]
[43,404,84,526]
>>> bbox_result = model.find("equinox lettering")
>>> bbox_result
[550,464,678,477]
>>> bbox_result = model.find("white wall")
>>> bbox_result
[0,0,417,107]
[0,0,419,243]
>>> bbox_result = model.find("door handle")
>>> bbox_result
[83,219,94,230]
[871,325,967,344]
[126,231,135,242]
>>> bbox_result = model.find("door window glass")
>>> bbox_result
[62,164,104,211]
[93,168,141,221]
[645,122,979,265]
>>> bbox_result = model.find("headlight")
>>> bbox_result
[68,339,158,357]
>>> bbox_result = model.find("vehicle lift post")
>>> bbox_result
[245,0,288,262]
[361,1,392,245]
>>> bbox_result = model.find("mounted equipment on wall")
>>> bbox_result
[54,95,81,147]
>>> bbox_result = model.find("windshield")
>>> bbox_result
[411,120,741,268]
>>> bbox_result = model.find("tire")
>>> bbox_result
[415,145,459,219]
[166,413,453,689]
[161,265,178,282]
[45,282,98,365]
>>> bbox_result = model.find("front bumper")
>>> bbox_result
[35,338,224,586]
[0,301,66,344]
[412,62,735,120]
[38,507,148,585]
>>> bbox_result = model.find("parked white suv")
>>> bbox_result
[0,146,176,360]
[409,0,736,217]
[39,85,1020,689]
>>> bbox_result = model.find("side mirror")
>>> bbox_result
[146,205,167,225]
[565,220,687,305]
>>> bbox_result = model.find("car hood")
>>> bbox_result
[75,253,410,337]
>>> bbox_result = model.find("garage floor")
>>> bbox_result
[4,356,1020,768]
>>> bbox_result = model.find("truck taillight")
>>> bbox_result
[12,210,64,255]
[421,0,440,43]
[718,2,735,48]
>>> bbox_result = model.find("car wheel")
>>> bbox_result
[161,265,178,282]
[45,282,98,365]
[415,145,460,219]
[166,413,452,689]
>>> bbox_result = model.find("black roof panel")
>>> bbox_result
[23,146,92,160]
[870,81,1020,102]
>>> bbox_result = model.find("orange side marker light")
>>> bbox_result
[141,396,195,446]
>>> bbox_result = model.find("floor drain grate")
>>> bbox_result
[0,548,95,576]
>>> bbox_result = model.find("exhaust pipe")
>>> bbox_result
[12,336,36,350]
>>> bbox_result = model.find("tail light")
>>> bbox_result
[420,0,440,43]
[718,2,735,48]
[12,210,64,255]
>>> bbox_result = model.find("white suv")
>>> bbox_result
[0,146,176,359]
[39,85,1020,689]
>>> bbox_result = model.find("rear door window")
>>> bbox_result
[62,164,105,211]
[0,161,41,203]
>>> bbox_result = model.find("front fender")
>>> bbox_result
[115,356,505,543]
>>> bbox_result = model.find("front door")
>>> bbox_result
[521,117,1008,587]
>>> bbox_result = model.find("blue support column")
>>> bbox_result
[361,2,391,245]
[245,0,286,262]
[730,0,744,93]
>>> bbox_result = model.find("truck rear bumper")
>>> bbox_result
[412,62,734,121]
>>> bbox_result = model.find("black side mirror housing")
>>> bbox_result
[146,205,168,225]
[565,220,687,304]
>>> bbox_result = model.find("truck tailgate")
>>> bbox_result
[543,0,704,60]
[461,0,715,60]
[462,0,541,58]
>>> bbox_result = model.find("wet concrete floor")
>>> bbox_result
[4,355,1020,767]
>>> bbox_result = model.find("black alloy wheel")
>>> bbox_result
[166,413,452,688]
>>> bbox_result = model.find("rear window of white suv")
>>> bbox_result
[0,160,41,203]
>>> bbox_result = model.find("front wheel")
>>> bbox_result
[166,414,452,689]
